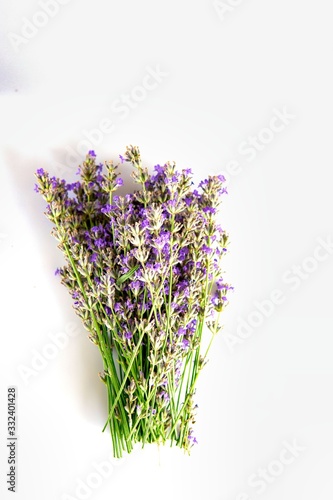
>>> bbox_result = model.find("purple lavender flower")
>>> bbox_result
[140,218,150,229]
[188,431,198,445]
[90,253,98,263]
[114,303,123,314]
[203,206,216,214]
[211,294,219,306]
[129,280,141,292]
[187,319,197,334]
[101,204,113,214]
[182,339,190,350]
[161,391,170,402]
[216,278,224,290]
[125,298,135,311]
[201,245,212,254]
[50,177,58,189]
[154,164,164,174]
[199,179,208,189]
[179,247,189,261]
[95,238,105,248]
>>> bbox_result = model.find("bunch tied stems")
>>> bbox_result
[35,146,232,457]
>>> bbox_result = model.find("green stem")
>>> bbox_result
[102,328,147,432]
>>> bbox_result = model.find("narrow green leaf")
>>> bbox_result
[116,264,139,286]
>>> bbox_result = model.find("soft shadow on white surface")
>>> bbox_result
[3,147,110,425]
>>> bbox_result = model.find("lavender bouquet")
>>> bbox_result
[35,146,231,457]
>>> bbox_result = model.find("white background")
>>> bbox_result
[1,1,333,499]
